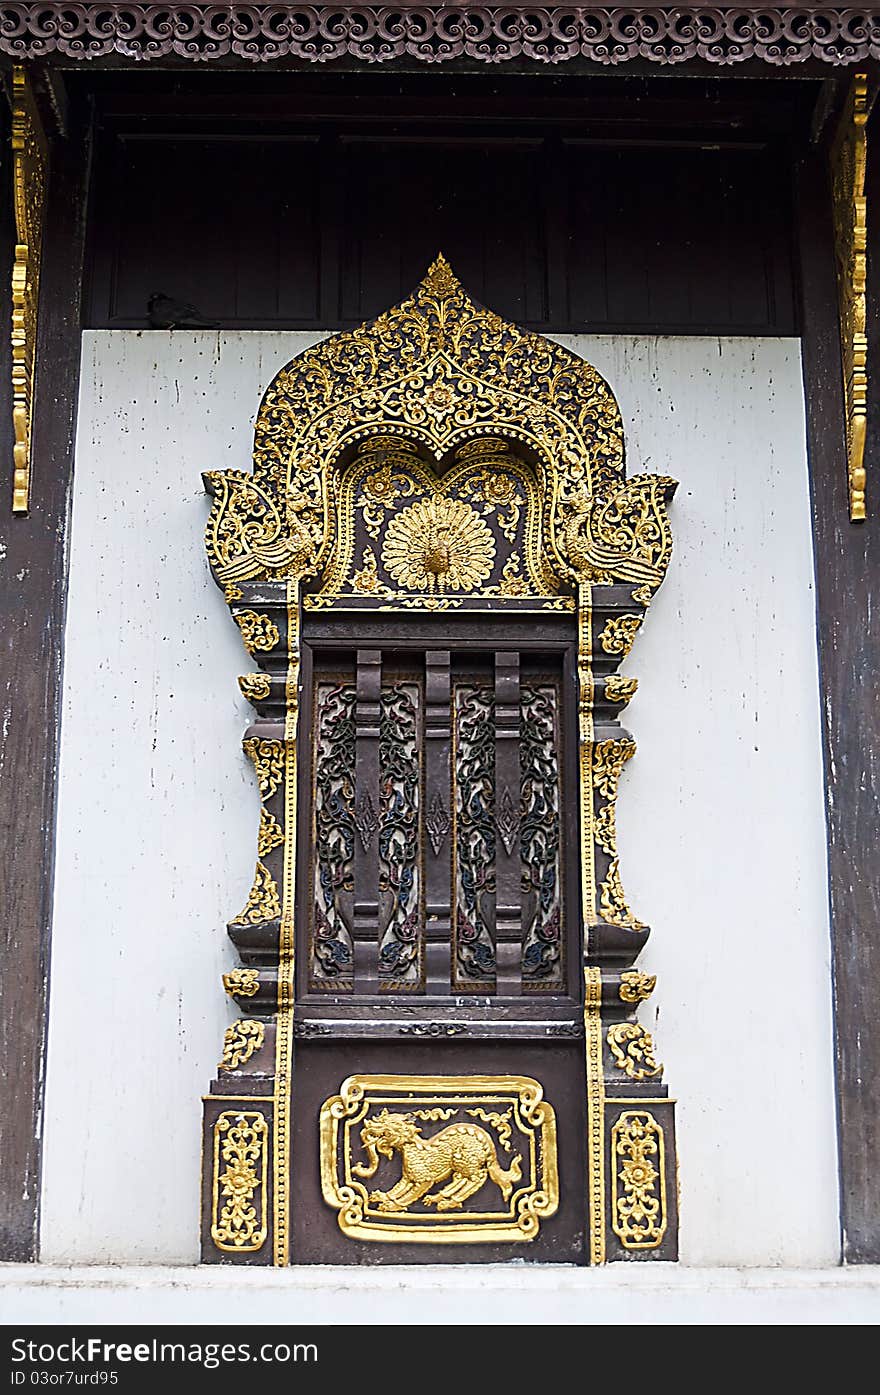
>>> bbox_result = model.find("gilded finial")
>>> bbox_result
[422,252,460,297]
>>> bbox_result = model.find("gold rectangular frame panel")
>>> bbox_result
[320,1074,559,1244]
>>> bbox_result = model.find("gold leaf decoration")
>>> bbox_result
[235,611,280,654]
[220,1020,265,1070]
[10,67,47,515]
[605,675,639,704]
[242,738,284,800]
[619,971,657,1005]
[599,615,642,659]
[223,968,260,999]
[831,72,869,522]
[232,861,281,925]
[257,807,284,857]
[607,1022,662,1080]
[382,495,495,593]
[238,673,271,703]
[211,1112,269,1252]
[612,1111,667,1250]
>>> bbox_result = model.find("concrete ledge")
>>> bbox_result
[1,1264,878,1324]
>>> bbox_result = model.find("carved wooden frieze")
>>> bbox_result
[3,6,880,69]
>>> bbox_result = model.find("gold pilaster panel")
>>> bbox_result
[211,1111,269,1252]
[611,1110,667,1251]
[10,66,48,515]
[832,72,869,521]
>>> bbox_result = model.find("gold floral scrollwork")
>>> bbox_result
[242,738,284,800]
[611,1111,667,1251]
[351,546,391,597]
[599,614,643,659]
[605,675,639,704]
[235,611,280,654]
[257,808,284,857]
[831,72,869,522]
[220,1020,265,1070]
[592,738,643,929]
[223,968,260,1000]
[320,1074,558,1243]
[607,1022,663,1081]
[10,66,48,515]
[382,496,495,593]
[211,1111,269,1252]
[619,971,657,1005]
[232,861,281,925]
[239,673,271,704]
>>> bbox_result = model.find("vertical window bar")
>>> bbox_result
[352,649,382,993]
[424,651,452,995]
[494,651,522,996]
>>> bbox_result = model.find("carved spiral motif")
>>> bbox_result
[382,496,495,593]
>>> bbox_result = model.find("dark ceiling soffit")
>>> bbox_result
[1,6,880,69]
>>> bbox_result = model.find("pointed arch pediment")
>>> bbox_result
[204,256,675,601]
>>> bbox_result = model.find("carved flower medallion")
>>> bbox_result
[382,496,495,593]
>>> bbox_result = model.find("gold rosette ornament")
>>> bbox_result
[382,496,495,593]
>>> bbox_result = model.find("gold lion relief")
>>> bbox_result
[320,1075,559,1243]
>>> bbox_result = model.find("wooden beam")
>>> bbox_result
[795,131,880,1263]
[0,93,90,1260]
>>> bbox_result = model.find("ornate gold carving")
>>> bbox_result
[584,966,605,1266]
[220,1020,265,1070]
[382,495,495,593]
[599,614,642,658]
[224,583,244,603]
[605,675,638,704]
[592,738,643,929]
[257,808,284,857]
[233,861,281,925]
[211,1111,269,1252]
[612,1111,667,1250]
[223,968,260,1000]
[608,1022,663,1081]
[239,673,271,703]
[320,1074,558,1243]
[619,971,657,1005]
[242,738,284,800]
[10,67,48,515]
[235,610,280,654]
[832,72,869,521]
[205,257,676,597]
[351,546,391,596]
[559,476,676,594]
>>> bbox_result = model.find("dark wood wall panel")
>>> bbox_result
[564,145,794,333]
[796,117,880,1265]
[84,118,797,335]
[0,101,91,1261]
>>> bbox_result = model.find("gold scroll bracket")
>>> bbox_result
[10,66,48,515]
[831,73,871,522]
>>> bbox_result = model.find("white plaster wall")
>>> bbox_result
[40,331,838,1267]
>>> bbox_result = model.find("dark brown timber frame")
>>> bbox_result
[0,87,91,1261]
[796,107,880,1263]
[1,42,879,1262]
